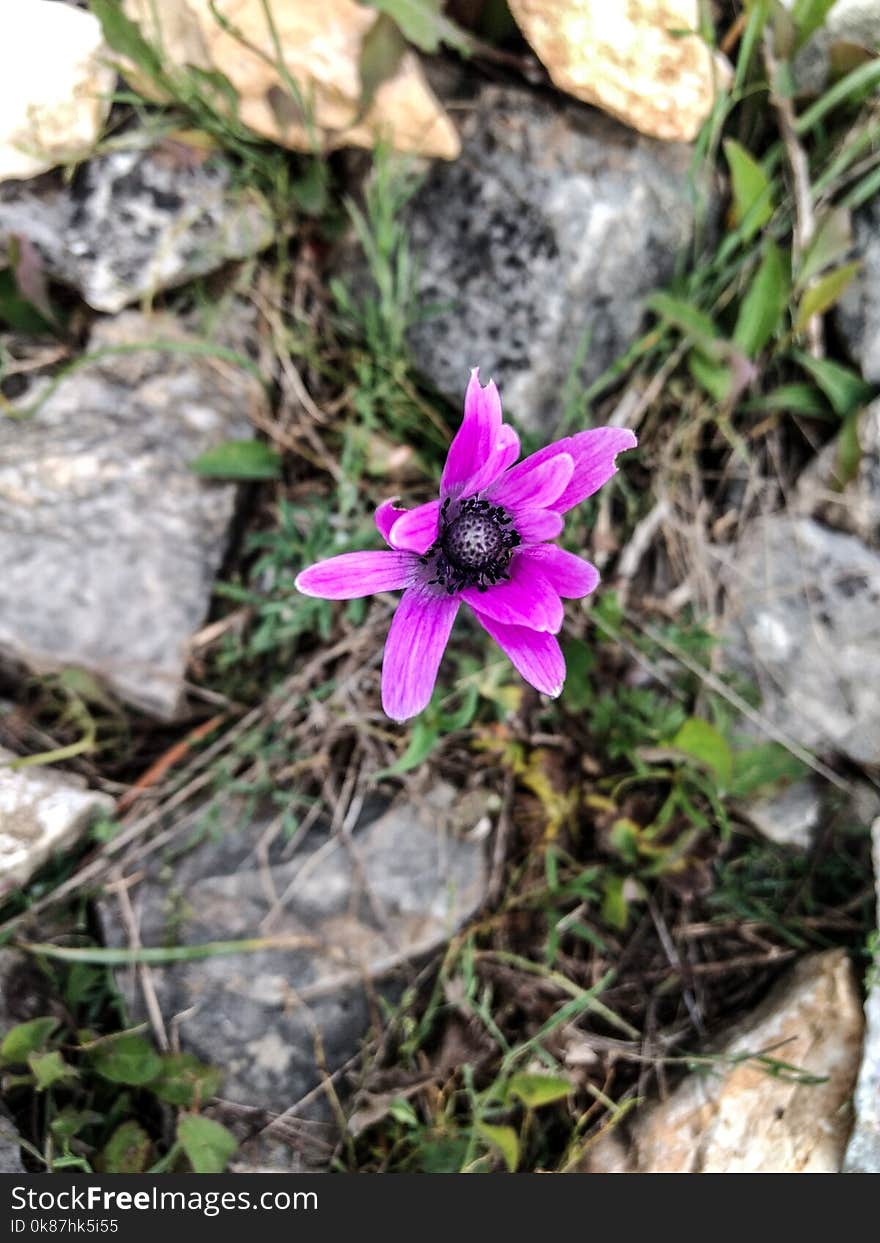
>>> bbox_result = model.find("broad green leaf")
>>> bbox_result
[798,207,852,287]
[89,0,166,84]
[671,718,733,789]
[177,1115,238,1174]
[561,639,595,711]
[50,1107,103,1144]
[733,242,788,357]
[476,1123,519,1173]
[101,1121,152,1174]
[506,1073,572,1108]
[373,718,439,779]
[724,139,774,239]
[729,743,808,798]
[836,410,863,488]
[743,384,830,417]
[365,0,472,54]
[152,1053,223,1107]
[792,351,874,417]
[601,872,629,930]
[791,0,840,48]
[795,262,860,332]
[189,440,282,480]
[688,350,733,402]
[92,1034,162,1086]
[645,292,720,352]
[0,1017,58,1065]
[28,1050,77,1092]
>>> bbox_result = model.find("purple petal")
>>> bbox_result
[486,452,574,512]
[388,499,440,554]
[460,554,563,633]
[520,545,600,598]
[441,369,503,497]
[514,509,564,544]
[295,550,417,599]
[475,612,565,698]
[381,586,459,721]
[460,422,521,499]
[554,428,638,513]
[375,498,408,545]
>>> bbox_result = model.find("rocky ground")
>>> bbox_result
[1,0,880,1175]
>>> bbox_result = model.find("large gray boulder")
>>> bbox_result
[99,784,489,1113]
[405,84,701,433]
[837,197,880,384]
[0,310,259,719]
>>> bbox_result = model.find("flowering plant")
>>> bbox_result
[296,371,636,720]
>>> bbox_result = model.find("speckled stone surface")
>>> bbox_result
[404,85,701,433]
[0,310,258,718]
[0,144,274,312]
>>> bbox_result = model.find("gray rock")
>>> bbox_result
[0,310,259,718]
[744,779,822,851]
[98,783,488,1113]
[837,197,880,384]
[721,515,880,765]
[784,0,880,95]
[0,1109,24,1174]
[0,144,274,313]
[845,815,880,1172]
[404,85,700,433]
[795,399,880,545]
[0,746,114,898]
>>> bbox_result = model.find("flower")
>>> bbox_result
[295,370,637,721]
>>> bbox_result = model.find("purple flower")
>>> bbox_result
[295,371,637,721]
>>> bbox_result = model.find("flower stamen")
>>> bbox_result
[421,496,521,594]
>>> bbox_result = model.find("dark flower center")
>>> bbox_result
[421,497,520,594]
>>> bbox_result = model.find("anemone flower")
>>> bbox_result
[295,371,637,721]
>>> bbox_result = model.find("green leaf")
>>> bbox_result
[101,1121,152,1174]
[177,1115,238,1173]
[91,1034,162,1086]
[645,292,720,352]
[89,0,166,84]
[506,1073,572,1109]
[724,139,774,239]
[373,718,439,779]
[476,1122,519,1173]
[671,718,733,789]
[798,207,852,287]
[795,262,860,332]
[151,1053,223,1108]
[0,269,56,334]
[562,639,595,711]
[189,440,282,480]
[365,0,472,54]
[743,383,831,417]
[688,350,733,401]
[50,1107,103,1144]
[0,1017,59,1065]
[601,872,629,930]
[729,743,808,798]
[790,0,840,48]
[836,410,863,488]
[28,1050,77,1092]
[734,242,789,358]
[792,351,874,417]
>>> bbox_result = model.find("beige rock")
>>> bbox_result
[0,748,114,898]
[0,1,115,182]
[121,0,460,159]
[508,0,718,142]
[584,950,863,1172]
